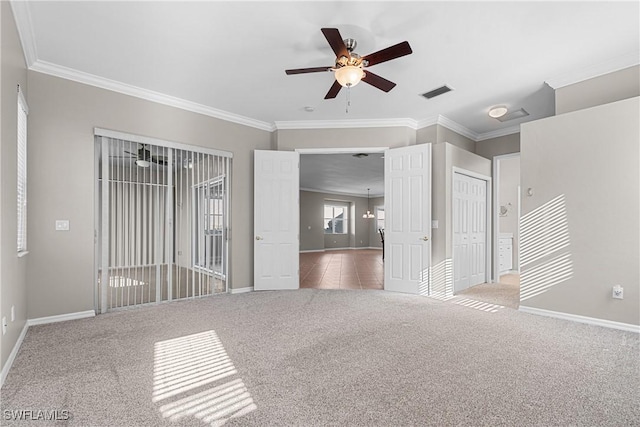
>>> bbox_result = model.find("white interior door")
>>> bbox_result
[469,175,487,286]
[454,172,487,293]
[384,144,432,294]
[254,150,299,290]
[453,175,470,292]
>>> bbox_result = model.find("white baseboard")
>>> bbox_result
[230,287,253,294]
[27,310,96,327]
[299,249,325,253]
[0,322,29,389]
[519,305,640,333]
[1,309,102,388]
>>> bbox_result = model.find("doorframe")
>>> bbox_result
[491,153,521,283]
[94,128,233,313]
[452,167,492,291]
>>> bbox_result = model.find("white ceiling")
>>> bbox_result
[301,153,385,197]
[10,1,639,195]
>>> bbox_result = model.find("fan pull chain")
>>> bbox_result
[346,85,351,114]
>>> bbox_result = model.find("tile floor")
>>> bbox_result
[299,249,384,290]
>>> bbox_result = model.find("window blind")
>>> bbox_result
[17,87,28,253]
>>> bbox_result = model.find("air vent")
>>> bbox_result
[497,108,529,122]
[421,85,453,99]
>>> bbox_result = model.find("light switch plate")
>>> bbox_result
[55,220,70,231]
[432,220,439,229]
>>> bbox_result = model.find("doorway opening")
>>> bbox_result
[94,129,232,313]
[491,153,521,306]
[298,148,385,290]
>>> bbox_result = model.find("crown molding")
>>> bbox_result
[415,115,440,129]
[476,125,521,142]
[13,0,518,144]
[274,118,418,130]
[29,60,275,132]
[10,0,38,67]
[545,51,640,89]
[436,115,480,141]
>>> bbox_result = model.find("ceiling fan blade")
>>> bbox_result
[285,66,332,75]
[362,41,412,67]
[321,28,349,59]
[362,71,396,92]
[324,80,342,99]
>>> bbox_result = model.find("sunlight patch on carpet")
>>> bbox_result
[451,297,504,313]
[153,330,256,425]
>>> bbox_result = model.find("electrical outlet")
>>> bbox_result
[612,285,624,299]
[55,220,70,231]
[2,317,7,335]
[11,305,15,322]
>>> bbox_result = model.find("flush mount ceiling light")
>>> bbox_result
[488,106,508,119]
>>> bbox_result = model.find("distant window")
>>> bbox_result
[324,203,347,234]
[17,87,28,254]
[376,206,385,231]
[193,177,225,276]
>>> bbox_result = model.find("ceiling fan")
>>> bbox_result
[285,28,413,99]
[112,144,167,167]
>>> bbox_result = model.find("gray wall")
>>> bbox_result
[475,133,520,160]
[520,97,639,325]
[299,190,372,251]
[416,124,476,152]
[1,1,29,375]
[555,65,640,115]
[437,125,476,152]
[275,127,415,151]
[25,71,271,319]
[416,124,437,145]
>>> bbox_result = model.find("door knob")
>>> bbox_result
[420,236,429,241]
[255,236,263,241]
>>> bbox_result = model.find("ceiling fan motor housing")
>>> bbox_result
[344,38,357,52]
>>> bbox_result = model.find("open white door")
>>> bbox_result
[254,150,300,290]
[384,144,432,294]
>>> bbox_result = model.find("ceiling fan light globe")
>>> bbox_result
[335,65,365,88]
[136,159,151,168]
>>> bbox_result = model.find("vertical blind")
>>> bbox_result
[96,131,232,312]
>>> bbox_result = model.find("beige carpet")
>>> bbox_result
[457,274,520,309]
[1,289,638,426]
